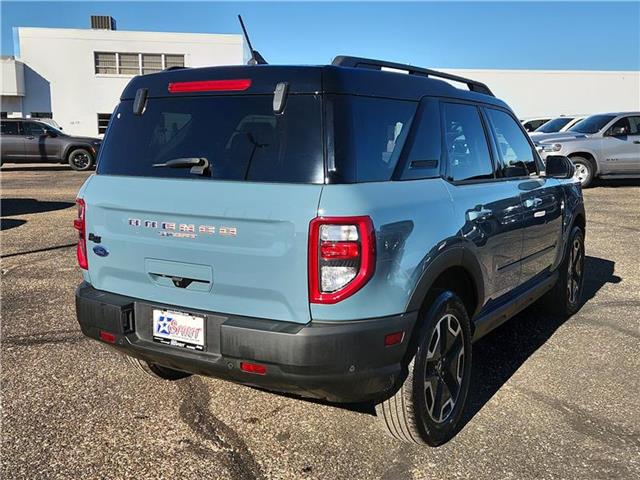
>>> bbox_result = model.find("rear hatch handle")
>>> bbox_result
[153,157,211,176]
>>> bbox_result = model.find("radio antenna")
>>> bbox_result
[238,15,267,65]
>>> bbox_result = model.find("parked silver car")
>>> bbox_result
[537,112,640,186]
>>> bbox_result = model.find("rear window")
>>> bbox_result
[97,95,324,184]
[329,95,417,183]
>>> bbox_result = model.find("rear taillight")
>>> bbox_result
[309,216,375,304]
[73,198,88,270]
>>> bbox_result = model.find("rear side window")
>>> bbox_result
[485,108,538,176]
[0,121,20,135]
[329,95,417,183]
[442,102,494,182]
[97,95,324,184]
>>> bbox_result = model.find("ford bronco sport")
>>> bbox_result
[75,56,586,446]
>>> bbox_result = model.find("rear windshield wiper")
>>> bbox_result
[152,157,210,176]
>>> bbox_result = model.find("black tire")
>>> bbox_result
[376,291,472,446]
[125,355,192,381]
[570,156,594,188]
[543,226,585,316]
[67,148,94,171]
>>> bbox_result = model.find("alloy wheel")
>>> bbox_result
[424,314,465,423]
[71,152,90,169]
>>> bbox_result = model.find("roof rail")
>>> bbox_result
[332,56,494,97]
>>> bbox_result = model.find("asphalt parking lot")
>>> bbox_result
[2,164,639,480]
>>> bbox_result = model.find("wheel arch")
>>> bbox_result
[568,151,598,175]
[63,143,94,162]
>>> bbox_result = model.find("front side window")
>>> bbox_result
[23,122,48,136]
[442,102,494,182]
[486,108,538,177]
[569,114,616,134]
[0,121,20,135]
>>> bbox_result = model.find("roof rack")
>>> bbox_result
[332,56,494,97]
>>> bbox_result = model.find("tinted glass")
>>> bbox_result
[442,103,493,182]
[486,108,538,176]
[628,116,640,135]
[24,122,48,136]
[330,95,417,182]
[0,121,20,135]
[536,117,573,133]
[98,95,324,184]
[569,114,615,134]
[607,117,631,135]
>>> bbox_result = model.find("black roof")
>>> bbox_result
[121,56,509,110]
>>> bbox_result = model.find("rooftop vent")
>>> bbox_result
[90,15,116,30]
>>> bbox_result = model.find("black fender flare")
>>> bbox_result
[405,244,485,319]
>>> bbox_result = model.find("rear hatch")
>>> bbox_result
[81,68,324,323]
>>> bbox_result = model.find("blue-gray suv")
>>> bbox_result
[74,56,586,446]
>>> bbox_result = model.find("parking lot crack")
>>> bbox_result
[178,377,265,480]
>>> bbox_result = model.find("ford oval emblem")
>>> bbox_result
[93,246,109,257]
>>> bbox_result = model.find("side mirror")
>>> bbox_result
[545,155,574,179]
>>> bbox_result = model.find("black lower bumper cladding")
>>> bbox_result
[75,282,417,403]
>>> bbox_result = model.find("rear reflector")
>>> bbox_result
[73,198,88,270]
[99,331,116,344]
[168,79,252,93]
[240,361,267,375]
[384,331,405,347]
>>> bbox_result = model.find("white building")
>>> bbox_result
[442,68,640,120]
[1,16,245,136]
[1,16,638,136]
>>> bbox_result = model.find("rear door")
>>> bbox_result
[0,121,25,161]
[82,92,324,324]
[484,107,563,283]
[441,102,524,300]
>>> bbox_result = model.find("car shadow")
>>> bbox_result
[1,218,27,231]
[593,178,640,188]
[0,165,72,172]
[458,255,620,432]
[1,198,75,216]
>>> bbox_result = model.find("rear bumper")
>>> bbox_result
[75,282,417,403]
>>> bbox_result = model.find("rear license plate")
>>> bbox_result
[152,309,205,351]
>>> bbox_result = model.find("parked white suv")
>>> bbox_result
[537,112,640,186]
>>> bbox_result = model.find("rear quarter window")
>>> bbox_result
[329,95,417,183]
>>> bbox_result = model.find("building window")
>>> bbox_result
[119,53,140,75]
[142,54,163,74]
[30,112,53,119]
[95,52,185,76]
[95,52,117,74]
[165,55,185,69]
[1,112,7,119]
[97,113,112,135]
